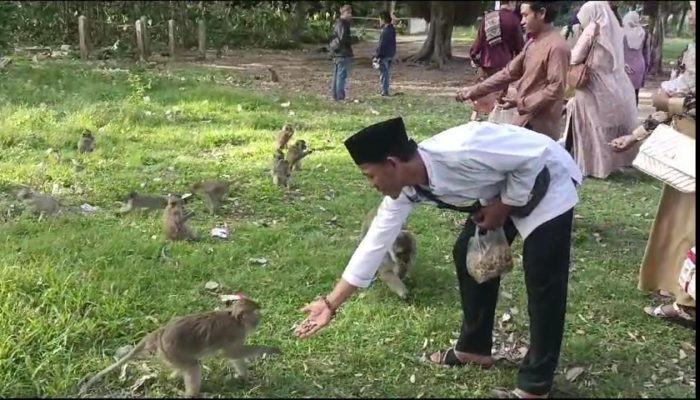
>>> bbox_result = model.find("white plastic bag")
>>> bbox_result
[466,227,514,284]
[487,104,519,125]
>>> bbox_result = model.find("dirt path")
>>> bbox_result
[175,37,479,100]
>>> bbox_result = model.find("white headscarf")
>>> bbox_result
[577,1,626,71]
[622,11,645,50]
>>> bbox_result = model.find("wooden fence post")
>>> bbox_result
[168,19,176,60]
[78,15,89,60]
[135,19,146,62]
[139,16,150,57]
[197,18,206,61]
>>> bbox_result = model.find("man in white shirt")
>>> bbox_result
[294,117,582,398]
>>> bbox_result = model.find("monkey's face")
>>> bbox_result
[359,159,405,200]
[231,299,262,330]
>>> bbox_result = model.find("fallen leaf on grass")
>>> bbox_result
[410,374,416,383]
[679,349,687,360]
[130,373,157,393]
[204,281,220,291]
[566,366,585,382]
[248,257,268,265]
[115,345,134,359]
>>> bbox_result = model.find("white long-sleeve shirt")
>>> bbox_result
[342,121,583,288]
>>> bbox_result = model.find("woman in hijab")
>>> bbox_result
[563,1,638,179]
[623,11,650,105]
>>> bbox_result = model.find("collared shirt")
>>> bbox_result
[471,28,570,140]
[341,122,583,289]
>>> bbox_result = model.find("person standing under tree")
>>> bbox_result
[373,11,397,97]
[329,4,354,101]
[457,1,569,141]
[622,11,651,105]
[469,1,525,80]
[295,116,583,399]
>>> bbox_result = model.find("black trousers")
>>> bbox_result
[452,208,574,395]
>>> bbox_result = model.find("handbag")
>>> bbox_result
[567,23,599,90]
[632,124,696,193]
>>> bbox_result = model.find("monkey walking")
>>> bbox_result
[16,188,61,220]
[118,192,168,215]
[78,129,96,153]
[359,207,417,300]
[268,67,280,83]
[79,297,282,398]
[190,180,234,215]
[163,195,197,242]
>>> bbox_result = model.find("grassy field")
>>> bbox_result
[0,53,695,398]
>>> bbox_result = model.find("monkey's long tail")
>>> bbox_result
[159,243,173,262]
[78,338,148,395]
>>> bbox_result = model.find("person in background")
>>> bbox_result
[469,1,525,80]
[562,10,582,50]
[563,1,638,179]
[329,4,354,101]
[622,11,650,105]
[373,11,397,97]
[457,1,569,141]
[610,0,696,326]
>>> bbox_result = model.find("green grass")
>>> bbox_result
[0,59,695,398]
[662,37,693,64]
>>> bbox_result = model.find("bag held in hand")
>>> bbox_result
[466,227,514,283]
[632,123,696,193]
[567,23,598,90]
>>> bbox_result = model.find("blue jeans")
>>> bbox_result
[379,57,392,96]
[332,56,352,100]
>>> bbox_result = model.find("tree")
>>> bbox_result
[404,1,488,69]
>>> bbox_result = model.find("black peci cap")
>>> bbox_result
[344,117,411,165]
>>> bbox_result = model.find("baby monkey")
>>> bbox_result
[79,297,281,398]
[118,192,168,214]
[163,195,197,241]
[268,67,280,83]
[275,123,295,151]
[78,129,96,153]
[271,150,291,188]
[190,180,234,215]
[359,207,417,300]
[285,140,313,171]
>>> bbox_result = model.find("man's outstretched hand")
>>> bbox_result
[294,299,334,339]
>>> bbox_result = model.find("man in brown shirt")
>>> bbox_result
[457,1,570,141]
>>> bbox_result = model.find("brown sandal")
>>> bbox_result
[428,347,494,368]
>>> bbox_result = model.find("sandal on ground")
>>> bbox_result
[491,388,549,398]
[644,303,696,328]
[428,347,493,368]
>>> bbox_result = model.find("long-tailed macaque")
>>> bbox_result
[79,297,281,397]
[359,207,417,300]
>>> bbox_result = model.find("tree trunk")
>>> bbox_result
[292,1,307,43]
[406,1,456,69]
[677,6,688,36]
[643,1,665,76]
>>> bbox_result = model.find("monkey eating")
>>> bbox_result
[275,123,295,151]
[190,180,234,215]
[118,192,168,214]
[163,195,197,241]
[359,207,417,300]
[78,129,96,153]
[78,296,281,398]
[285,140,313,171]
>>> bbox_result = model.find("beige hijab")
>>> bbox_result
[577,1,626,71]
[623,11,645,50]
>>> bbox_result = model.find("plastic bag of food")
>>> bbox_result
[488,104,519,125]
[466,228,514,283]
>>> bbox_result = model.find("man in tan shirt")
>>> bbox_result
[457,1,570,141]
